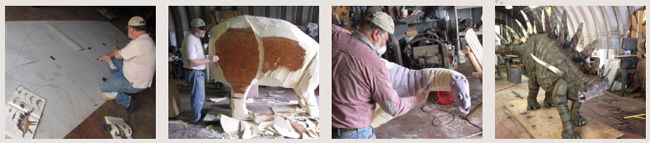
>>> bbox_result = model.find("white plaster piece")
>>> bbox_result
[240,121,256,139]
[219,114,241,136]
[271,118,300,138]
[168,120,189,127]
[271,106,301,118]
[104,116,133,139]
[202,113,221,122]
[254,113,275,123]
[305,120,319,139]
[267,90,285,97]
[208,97,228,103]
[102,92,118,100]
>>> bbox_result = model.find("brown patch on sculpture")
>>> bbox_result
[261,37,306,72]
[214,28,259,93]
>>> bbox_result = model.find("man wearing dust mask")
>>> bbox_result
[181,18,220,123]
[332,11,471,139]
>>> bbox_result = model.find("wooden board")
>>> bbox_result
[504,98,624,139]
[465,29,483,68]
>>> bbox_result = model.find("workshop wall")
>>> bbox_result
[496,6,645,51]
[169,6,319,47]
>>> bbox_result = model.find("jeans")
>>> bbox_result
[100,58,144,108]
[333,126,376,139]
[186,70,206,122]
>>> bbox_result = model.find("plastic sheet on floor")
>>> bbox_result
[5,21,129,138]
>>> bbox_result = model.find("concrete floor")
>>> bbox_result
[374,62,483,139]
[6,6,156,139]
[495,71,646,139]
[168,81,320,139]
[65,86,157,139]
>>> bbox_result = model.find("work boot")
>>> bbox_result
[190,119,201,124]
[127,99,138,113]
[625,84,640,93]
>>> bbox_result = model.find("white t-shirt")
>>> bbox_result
[119,33,156,89]
[181,33,206,70]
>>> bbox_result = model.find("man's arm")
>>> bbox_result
[186,41,219,66]
[99,47,124,61]
[370,64,428,117]
[189,56,219,67]
[112,48,123,59]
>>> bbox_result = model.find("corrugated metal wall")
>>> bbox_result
[169,6,319,47]
[496,6,645,51]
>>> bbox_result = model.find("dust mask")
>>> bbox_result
[374,33,388,56]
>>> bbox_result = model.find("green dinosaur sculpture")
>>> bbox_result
[496,8,608,139]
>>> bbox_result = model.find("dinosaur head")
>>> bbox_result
[577,77,607,102]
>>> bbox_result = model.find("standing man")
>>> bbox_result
[331,12,430,139]
[181,18,220,123]
[99,16,156,113]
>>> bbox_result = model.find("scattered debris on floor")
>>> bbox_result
[205,110,319,139]
[504,97,624,138]
[6,85,46,139]
[268,90,285,98]
[197,92,319,139]
[495,78,646,138]
[202,113,221,122]
[105,116,133,139]
[169,120,189,127]
[209,97,228,103]
[169,85,320,139]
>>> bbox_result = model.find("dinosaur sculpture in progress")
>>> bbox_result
[496,8,608,138]
[208,15,319,120]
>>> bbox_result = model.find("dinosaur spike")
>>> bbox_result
[559,10,569,45]
[503,28,513,43]
[530,9,544,33]
[542,9,549,32]
[544,11,552,37]
[515,19,529,38]
[530,53,566,77]
[496,30,510,44]
[504,25,521,42]
[520,10,534,35]
[569,23,584,50]
[545,8,557,39]
[579,40,599,58]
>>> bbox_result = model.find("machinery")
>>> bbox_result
[333,6,482,70]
